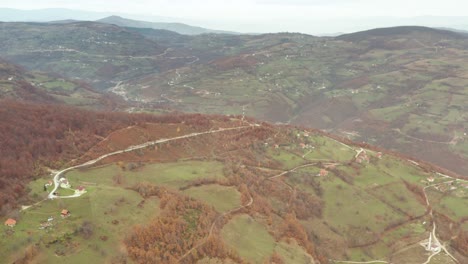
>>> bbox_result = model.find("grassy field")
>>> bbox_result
[2,183,160,263]
[66,160,225,189]
[183,184,241,212]
[221,214,276,263]
[2,160,229,262]
[274,240,314,264]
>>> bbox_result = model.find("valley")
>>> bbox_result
[2,22,465,176]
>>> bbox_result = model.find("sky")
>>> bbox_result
[1,0,468,34]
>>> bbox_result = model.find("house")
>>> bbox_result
[356,150,369,164]
[318,169,329,177]
[45,180,53,187]
[39,222,52,230]
[61,209,70,218]
[274,144,279,149]
[75,186,86,195]
[299,143,306,149]
[303,132,310,137]
[4,218,16,227]
[376,152,383,159]
[59,178,71,188]
[427,177,435,183]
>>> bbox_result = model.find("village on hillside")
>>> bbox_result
[4,175,85,231]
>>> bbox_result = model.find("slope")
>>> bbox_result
[1,109,466,263]
[119,27,468,176]
[0,59,119,108]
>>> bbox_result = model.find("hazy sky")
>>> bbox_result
[1,0,468,34]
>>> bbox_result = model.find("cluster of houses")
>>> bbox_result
[425,176,468,194]
[4,209,72,229]
[58,178,87,195]
[299,142,314,149]
[297,131,315,150]
[356,150,370,164]
[355,149,383,164]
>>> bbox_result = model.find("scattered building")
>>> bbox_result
[274,144,279,149]
[376,152,383,159]
[61,209,70,218]
[39,222,53,230]
[356,150,370,164]
[59,178,71,188]
[4,218,16,227]
[318,169,329,177]
[427,177,435,183]
[45,180,53,187]
[75,186,86,195]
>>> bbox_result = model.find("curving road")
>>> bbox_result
[48,123,259,199]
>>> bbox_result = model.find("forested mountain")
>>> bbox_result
[0,100,169,214]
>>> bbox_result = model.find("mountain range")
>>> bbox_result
[0,8,236,35]
[2,8,468,35]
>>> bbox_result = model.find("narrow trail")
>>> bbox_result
[420,179,462,264]
[179,155,337,262]
[331,260,389,264]
[177,195,254,262]
[392,128,454,145]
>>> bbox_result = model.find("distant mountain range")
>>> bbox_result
[2,8,468,35]
[0,8,237,35]
[97,16,237,35]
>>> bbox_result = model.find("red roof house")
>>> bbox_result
[319,169,329,177]
[61,209,70,218]
[4,218,16,227]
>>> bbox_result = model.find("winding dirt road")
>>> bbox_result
[48,123,259,199]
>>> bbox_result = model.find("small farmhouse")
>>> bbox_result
[4,218,16,227]
[59,178,71,188]
[318,169,329,177]
[61,209,70,218]
[75,186,86,195]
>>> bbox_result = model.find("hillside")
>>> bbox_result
[1,109,466,263]
[98,15,238,35]
[0,59,122,108]
[0,22,170,89]
[116,27,468,176]
[336,26,465,42]
[0,23,466,175]
[0,100,180,215]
